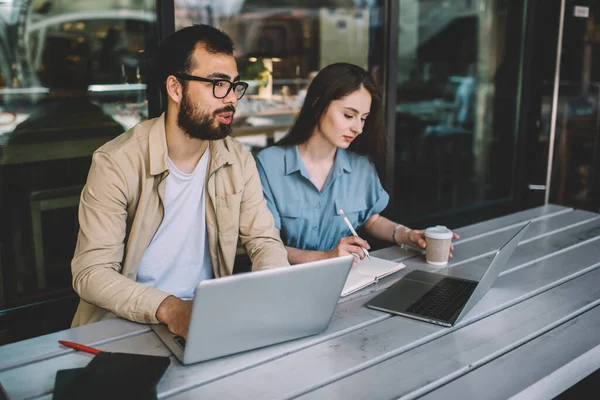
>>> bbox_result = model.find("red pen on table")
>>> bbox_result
[58,340,101,355]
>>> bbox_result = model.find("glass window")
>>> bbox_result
[546,0,600,210]
[0,0,156,310]
[391,0,527,222]
[174,0,385,152]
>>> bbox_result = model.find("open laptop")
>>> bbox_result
[152,255,354,364]
[367,222,530,327]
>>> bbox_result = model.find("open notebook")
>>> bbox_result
[341,256,406,297]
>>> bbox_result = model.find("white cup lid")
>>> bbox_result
[425,225,453,240]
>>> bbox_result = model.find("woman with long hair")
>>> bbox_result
[256,63,457,264]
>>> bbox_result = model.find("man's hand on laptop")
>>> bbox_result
[156,296,193,339]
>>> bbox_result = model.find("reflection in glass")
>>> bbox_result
[0,0,156,309]
[393,0,525,220]
[174,0,384,152]
[547,83,600,208]
[543,0,600,211]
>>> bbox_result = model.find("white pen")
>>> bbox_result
[338,208,371,259]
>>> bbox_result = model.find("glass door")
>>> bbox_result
[389,0,529,226]
[546,0,600,210]
[0,0,159,342]
[524,0,600,212]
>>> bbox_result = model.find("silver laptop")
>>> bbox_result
[367,222,530,327]
[152,255,354,364]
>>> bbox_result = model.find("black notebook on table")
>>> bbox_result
[53,352,170,400]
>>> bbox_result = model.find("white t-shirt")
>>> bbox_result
[136,147,213,299]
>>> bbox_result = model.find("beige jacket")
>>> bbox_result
[71,114,288,327]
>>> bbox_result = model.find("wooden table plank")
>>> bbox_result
[302,276,600,399]
[439,210,599,271]
[165,230,600,399]
[419,307,600,400]
[0,319,149,372]
[518,209,600,238]
[442,214,600,282]
[0,331,168,400]
[510,344,600,400]
[452,204,571,243]
[371,211,600,295]
[294,272,600,400]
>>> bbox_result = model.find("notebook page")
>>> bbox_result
[341,268,375,297]
[353,256,406,280]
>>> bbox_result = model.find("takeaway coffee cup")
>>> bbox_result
[424,225,453,266]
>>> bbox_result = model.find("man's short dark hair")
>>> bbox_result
[156,24,234,88]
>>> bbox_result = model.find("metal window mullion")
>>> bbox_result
[383,0,399,201]
[544,0,566,204]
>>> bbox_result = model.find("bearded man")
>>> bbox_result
[71,25,289,338]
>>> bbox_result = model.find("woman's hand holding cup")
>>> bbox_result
[423,226,460,266]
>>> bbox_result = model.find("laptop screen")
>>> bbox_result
[454,221,530,322]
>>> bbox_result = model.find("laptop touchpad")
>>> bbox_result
[369,279,433,312]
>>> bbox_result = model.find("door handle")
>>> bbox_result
[528,184,547,191]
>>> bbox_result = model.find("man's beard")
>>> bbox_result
[177,90,234,140]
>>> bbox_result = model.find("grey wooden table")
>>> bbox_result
[1,204,600,399]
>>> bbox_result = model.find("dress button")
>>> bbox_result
[316,202,321,209]
[312,227,318,231]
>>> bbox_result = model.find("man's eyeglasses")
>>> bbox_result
[173,73,249,100]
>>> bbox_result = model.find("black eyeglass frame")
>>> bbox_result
[173,73,249,100]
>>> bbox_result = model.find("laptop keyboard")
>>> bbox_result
[174,335,186,349]
[406,278,477,322]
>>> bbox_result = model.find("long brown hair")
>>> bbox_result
[277,63,387,176]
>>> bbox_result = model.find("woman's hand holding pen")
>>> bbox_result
[327,236,371,266]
